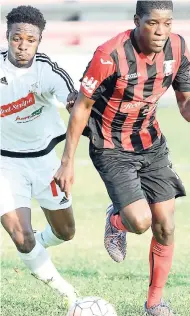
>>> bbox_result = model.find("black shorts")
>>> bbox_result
[89,135,186,212]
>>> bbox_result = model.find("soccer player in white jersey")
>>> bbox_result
[0,5,77,304]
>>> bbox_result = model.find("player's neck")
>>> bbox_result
[8,52,34,68]
[133,29,156,61]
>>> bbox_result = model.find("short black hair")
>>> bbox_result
[6,5,46,33]
[136,1,173,18]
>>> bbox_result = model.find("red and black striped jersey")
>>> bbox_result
[80,29,190,152]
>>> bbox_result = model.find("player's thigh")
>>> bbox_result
[35,178,74,236]
[41,205,75,238]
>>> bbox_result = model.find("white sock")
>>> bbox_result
[35,224,64,248]
[18,240,76,303]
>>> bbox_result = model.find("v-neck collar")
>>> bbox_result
[130,29,161,66]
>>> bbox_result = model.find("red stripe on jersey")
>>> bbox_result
[117,44,129,76]
[102,43,129,149]
[50,180,58,197]
[152,51,165,97]
[170,34,182,80]
[121,113,138,151]
[152,119,161,137]
[140,51,165,147]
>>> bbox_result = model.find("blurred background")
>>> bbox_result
[1,0,190,103]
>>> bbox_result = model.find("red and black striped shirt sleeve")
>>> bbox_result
[80,49,116,100]
[172,36,190,92]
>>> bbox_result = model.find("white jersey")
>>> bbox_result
[0,50,75,156]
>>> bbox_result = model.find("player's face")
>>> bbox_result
[7,23,41,68]
[135,9,173,54]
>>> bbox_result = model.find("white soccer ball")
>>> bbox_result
[66,296,118,316]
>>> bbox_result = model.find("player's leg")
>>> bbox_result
[1,207,76,304]
[1,208,35,253]
[144,199,176,316]
[89,145,152,262]
[147,199,175,308]
[35,205,75,248]
[140,137,185,315]
[32,152,77,303]
[33,150,75,248]
[0,159,76,304]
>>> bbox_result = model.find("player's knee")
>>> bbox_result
[132,215,152,234]
[53,224,75,241]
[11,229,35,253]
[155,222,175,241]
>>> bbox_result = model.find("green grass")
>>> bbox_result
[1,107,190,316]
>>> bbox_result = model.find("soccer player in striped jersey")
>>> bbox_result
[55,1,190,315]
[0,5,78,304]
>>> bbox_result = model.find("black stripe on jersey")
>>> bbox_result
[36,53,75,92]
[0,134,66,158]
[111,107,128,148]
[130,104,149,151]
[89,73,118,148]
[110,39,137,148]
[172,35,190,92]
[147,111,158,144]
[1,50,8,60]
[110,49,121,77]
[110,50,125,148]
[162,38,173,88]
[143,63,157,99]
[179,35,185,55]
[123,39,138,101]
[37,53,75,89]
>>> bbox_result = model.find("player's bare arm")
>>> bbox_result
[175,91,190,122]
[54,92,94,196]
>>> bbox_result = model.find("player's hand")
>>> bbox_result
[54,160,74,198]
[66,90,78,113]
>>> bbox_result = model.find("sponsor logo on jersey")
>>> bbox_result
[163,60,176,76]
[124,72,141,80]
[81,76,99,93]
[100,58,113,65]
[0,93,35,117]
[15,106,44,123]
[0,77,8,85]
[29,82,40,94]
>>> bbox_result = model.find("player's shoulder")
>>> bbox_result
[96,30,131,55]
[35,52,56,69]
[0,48,8,62]
[35,52,69,75]
[168,33,187,55]
[169,33,185,46]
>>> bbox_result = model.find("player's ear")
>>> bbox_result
[39,34,42,43]
[134,14,140,27]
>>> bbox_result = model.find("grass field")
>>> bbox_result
[1,107,190,316]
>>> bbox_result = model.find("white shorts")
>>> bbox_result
[0,150,72,216]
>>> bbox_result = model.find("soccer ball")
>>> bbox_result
[66,296,117,316]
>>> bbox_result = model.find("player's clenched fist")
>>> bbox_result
[66,90,78,113]
[54,160,74,198]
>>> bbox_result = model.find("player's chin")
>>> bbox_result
[151,46,164,53]
[16,59,31,66]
